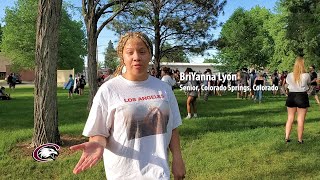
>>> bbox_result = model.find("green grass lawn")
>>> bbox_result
[1,87,320,179]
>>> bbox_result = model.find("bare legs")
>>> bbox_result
[296,108,307,142]
[314,95,320,105]
[186,96,197,118]
[285,107,307,142]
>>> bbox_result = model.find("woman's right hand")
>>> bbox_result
[70,141,104,174]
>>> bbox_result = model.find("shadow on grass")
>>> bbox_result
[0,88,89,130]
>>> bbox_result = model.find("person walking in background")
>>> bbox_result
[185,67,198,119]
[161,66,176,89]
[236,70,241,99]
[249,69,257,99]
[7,74,12,88]
[280,71,288,96]
[78,75,86,96]
[7,73,16,90]
[203,69,212,101]
[272,70,280,96]
[254,73,265,104]
[308,65,320,105]
[70,32,185,180]
[103,69,114,82]
[149,67,156,77]
[285,56,310,144]
[263,72,268,85]
[64,74,74,99]
[74,74,80,95]
[240,68,249,99]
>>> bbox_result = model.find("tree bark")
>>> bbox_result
[32,0,62,147]
[153,0,161,78]
[86,19,98,110]
[83,0,99,110]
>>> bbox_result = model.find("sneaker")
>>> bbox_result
[193,114,198,118]
[185,115,192,119]
[285,139,291,144]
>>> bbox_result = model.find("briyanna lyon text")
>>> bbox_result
[180,85,279,92]
[180,72,236,83]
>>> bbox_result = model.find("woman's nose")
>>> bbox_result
[132,52,141,61]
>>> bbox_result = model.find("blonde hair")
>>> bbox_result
[113,32,153,76]
[293,56,306,84]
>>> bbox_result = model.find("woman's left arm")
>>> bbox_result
[169,128,186,180]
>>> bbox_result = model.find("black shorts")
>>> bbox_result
[69,86,74,93]
[286,92,309,108]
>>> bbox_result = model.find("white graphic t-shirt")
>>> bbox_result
[83,75,182,180]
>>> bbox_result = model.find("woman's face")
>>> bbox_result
[122,37,151,81]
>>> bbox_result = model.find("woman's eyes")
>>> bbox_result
[126,50,147,54]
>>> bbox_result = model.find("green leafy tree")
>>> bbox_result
[280,0,320,67]
[57,9,87,73]
[1,0,86,73]
[104,40,119,70]
[217,7,274,71]
[110,0,226,75]
[264,3,296,72]
[203,56,219,64]
[81,0,137,109]
[161,43,189,63]
[2,0,37,70]
[203,54,231,72]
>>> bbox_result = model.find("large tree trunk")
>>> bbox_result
[85,17,98,110]
[153,1,161,78]
[32,0,62,147]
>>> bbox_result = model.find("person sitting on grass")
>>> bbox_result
[0,86,11,100]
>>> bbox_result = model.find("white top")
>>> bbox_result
[103,74,114,82]
[161,75,176,87]
[83,75,182,180]
[286,72,310,92]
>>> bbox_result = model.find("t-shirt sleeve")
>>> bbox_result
[83,88,110,138]
[168,89,182,129]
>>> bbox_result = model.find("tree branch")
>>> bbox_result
[96,0,131,36]
[82,0,88,21]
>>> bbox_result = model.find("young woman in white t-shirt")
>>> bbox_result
[161,66,176,89]
[285,56,311,144]
[70,32,186,180]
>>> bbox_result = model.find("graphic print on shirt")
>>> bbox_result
[122,100,170,140]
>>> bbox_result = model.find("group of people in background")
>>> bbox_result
[64,74,86,98]
[97,68,114,86]
[1,73,20,100]
[6,73,18,89]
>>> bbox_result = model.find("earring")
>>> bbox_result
[122,66,127,74]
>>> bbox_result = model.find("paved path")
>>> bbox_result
[0,80,34,87]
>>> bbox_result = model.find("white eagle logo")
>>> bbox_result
[38,147,59,161]
[32,143,60,162]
